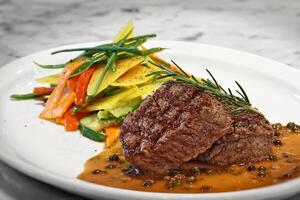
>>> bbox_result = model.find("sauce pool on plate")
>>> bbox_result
[78,123,300,193]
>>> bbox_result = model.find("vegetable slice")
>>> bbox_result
[10,93,36,100]
[40,58,86,119]
[111,64,153,87]
[84,87,138,112]
[63,108,90,131]
[10,87,55,100]
[79,126,105,142]
[97,110,115,120]
[67,76,79,92]
[75,67,97,106]
[120,81,164,102]
[108,97,142,118]
[113,20,134,43]
[34,62,65,69]
[33,87,54,96]
[104,126,120,147]
[36,73,60,85]
[79,114,118,132]
[87,56,143,96]
[64,108,79,131]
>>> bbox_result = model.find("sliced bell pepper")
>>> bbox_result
[64,107,91,131]
[75,67,97,106]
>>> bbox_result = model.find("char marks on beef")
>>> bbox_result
[120,81,273,174]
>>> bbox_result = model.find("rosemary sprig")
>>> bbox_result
[147,61,259,114]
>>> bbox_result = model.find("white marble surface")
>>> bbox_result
[0,0,300,199]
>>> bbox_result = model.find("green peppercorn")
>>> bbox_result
[200,185,213,193]
[105,164,117,169]
[257,170,267,178]
[143,179,155,187]
[92,169,107,174]
[258,166,267,171]
[186,176,197,183]
[268,154,278,161]
[286,122,300,132]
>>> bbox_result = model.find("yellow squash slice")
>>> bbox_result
[87,56,144,96]
[36,73,60,85]
[113,20,134,43]
[111,64,153,87]
[84,87,138,112]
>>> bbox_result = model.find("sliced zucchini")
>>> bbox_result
[79,113,117,132]
[97,110,115,120]
[109,97,142,118]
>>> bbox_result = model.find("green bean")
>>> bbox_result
[79,125,105,142]
[10,93,36,100]
[51,46,144,55]
[70,53,107,77]
[34,62,65,69]
[92,52,117,96]
[141,47,166,56]
[125,34,156,42]
[51,34,157,55]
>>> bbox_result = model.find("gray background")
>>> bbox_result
[0,0,299,199]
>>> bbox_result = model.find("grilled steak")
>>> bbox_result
[120,81,273,174]
[120,81,232,174]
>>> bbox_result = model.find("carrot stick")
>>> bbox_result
[52,87,76,116]
[55,117,65,125]
[75,67,97,106]
[33,87,54,96]
[104,126,120,147]
[40,58,86,119]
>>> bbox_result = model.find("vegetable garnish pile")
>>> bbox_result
[10,21,172,145]
[10,21,255,147]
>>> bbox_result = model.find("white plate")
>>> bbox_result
[0,41,299,200]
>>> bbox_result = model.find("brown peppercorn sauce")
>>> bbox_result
[78,123,300,193]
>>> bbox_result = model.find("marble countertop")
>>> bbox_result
[0,0,299,199]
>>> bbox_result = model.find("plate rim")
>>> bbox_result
[0,40,300,200]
